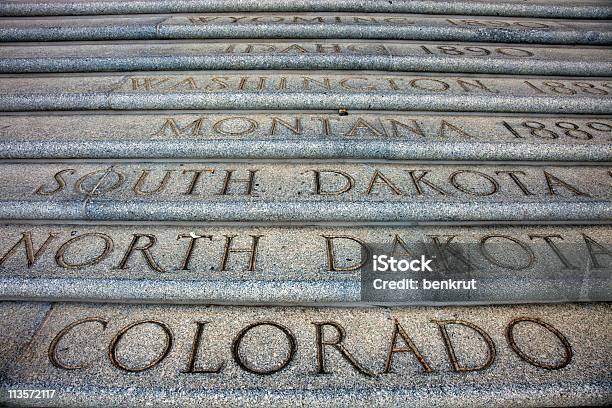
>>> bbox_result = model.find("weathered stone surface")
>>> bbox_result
[1,0,610,19]
[0,14,610,44]
[1,40,610,76]
[0,302,610,407]
[0,223,609,304]
[1,111,611,161]
[0,302,51,376]
[0,162,609,222]
[1,71,611,113]
[0,0,609,406]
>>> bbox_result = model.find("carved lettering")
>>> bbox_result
[529,234,576,269]
[48,318,108,370]
[0,231,58,268]
[109,320,173,372]
[479,235,535,270]
[55,233,114,269]
[544,171,590,196]
[217,170,258,195]
[582,233,612,268]
[366,170,402,195]
[75,168,125,197]
[438,120,473,138]
[271,116,302,135]
[131,77,170,91]
[312,170,354,195]
[449,170,499,196]
[506,317,572,370]
[133,170,173,196]
[322,235,369,271]
[220,235,261,271]
[116,234,165,273]
[406,170,448,195]
[456,79,497,93]
[383,319,432,373]
[428,235,472,272]
[35,169,75,196]
[409,78,450,91]
[432,320,496,372]
[232,322,297,375]
[345,117,386,137]
[177,233,213,271]
[303,76,331,90]
[154,118,204,137]
[495,171,534,195]
[388,118,424,137]
[44,313,586,376]
[182,169,214,195]
[183,322,224,373]
[213,117,258,136]
[313,321,373,376]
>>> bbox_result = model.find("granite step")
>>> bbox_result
[0,0,610,406]
[1,13,610,44]
[0,301,610,407]
[2,0,610,19]
[0,223,609,304]
[2,40,610,76]
[0,161,610,222]
[1,71,611,113]
[1,111,611,161]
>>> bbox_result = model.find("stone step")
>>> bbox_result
[0,223,610,304]
[0,301,610,406]
[1,13,610,44]
[2,40,611,76]
[1,71,611,113]
[0,162,609,222]
[2,0,611,19]
[2,111,611,161]
[0,1,609,405]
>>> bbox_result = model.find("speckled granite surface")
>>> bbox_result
[0,0,610,406]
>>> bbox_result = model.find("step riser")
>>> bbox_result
[1,14,610,44]
[1,72,611,113]
[0,224,610,304]
[2,112,611,161]
[1,302,610,407]
[0,162,610,222]
[2,41,610,76]
[0,1,610,405]
[2,0,610,18]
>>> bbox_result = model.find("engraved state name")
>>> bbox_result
[151,114,612,141]
[47,315,573,375]
[33,167,609,198]
[220,43,535,58]
[184,16,558,29]
[125,75,612,96]
[1,230,609,273]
